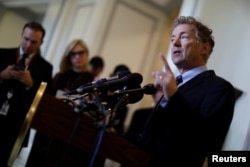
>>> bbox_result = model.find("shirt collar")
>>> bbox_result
[19,47,24,57]
[19,47,35,59]
[178,66,207,86]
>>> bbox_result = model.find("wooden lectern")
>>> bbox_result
[8,82,48,167]
[17,87,149,166]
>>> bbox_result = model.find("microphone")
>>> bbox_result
[126,90,144,103]
[111,84,145,104]
[82,71,131,87]
[66,73,143,95]
[100,85,144,108]
[102,84,156,106]
[115,83,157,95]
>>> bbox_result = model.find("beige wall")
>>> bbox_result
[0,11,27,47]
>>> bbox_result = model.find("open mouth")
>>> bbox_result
[173,50,182,55]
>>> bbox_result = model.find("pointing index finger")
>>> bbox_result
[160,53,172,73]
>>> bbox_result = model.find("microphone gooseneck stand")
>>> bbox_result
[61,89,119,167]
[61,84,147,167]
[87,92,130,167]
[59,93,101,167]
[58,96,86,167]
[87,92,106,167]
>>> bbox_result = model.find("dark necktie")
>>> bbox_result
[20,53,29,64]
[176,75,183,85]
[159,76,183,107]
[16,53,29,70]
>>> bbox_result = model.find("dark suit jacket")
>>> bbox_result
[139,70,236,167]
[125,107,153,145]
[0,48,52,166]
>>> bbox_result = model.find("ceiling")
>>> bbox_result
[0,0,183,19]
[142,0,183,14]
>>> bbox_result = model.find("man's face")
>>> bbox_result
[170,24,206,70]
[21,27,43,54]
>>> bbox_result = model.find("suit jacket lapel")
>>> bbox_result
[178,70,216,92]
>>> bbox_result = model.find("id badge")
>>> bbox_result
[0,101,10,116]
[0,89,13,116]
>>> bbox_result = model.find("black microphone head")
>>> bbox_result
[102,85,144,105]
[119,73,143,103]
[128,92,144,103]
[117,71,131,78]
[143,84,157,95]
[121,73,142,93]
[109,72,143,91]
[124,73,143,87]
[127,85,144,103]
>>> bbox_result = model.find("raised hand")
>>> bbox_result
[152,53,178,100]
[11,69,34,87]
[0,65,15,80]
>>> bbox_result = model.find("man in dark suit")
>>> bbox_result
[125,88,163,145]
[0,21,53,166]
[138,16,236,167]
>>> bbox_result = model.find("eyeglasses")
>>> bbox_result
[70,50,87,57]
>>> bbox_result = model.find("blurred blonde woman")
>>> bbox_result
[51,39,94,94]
